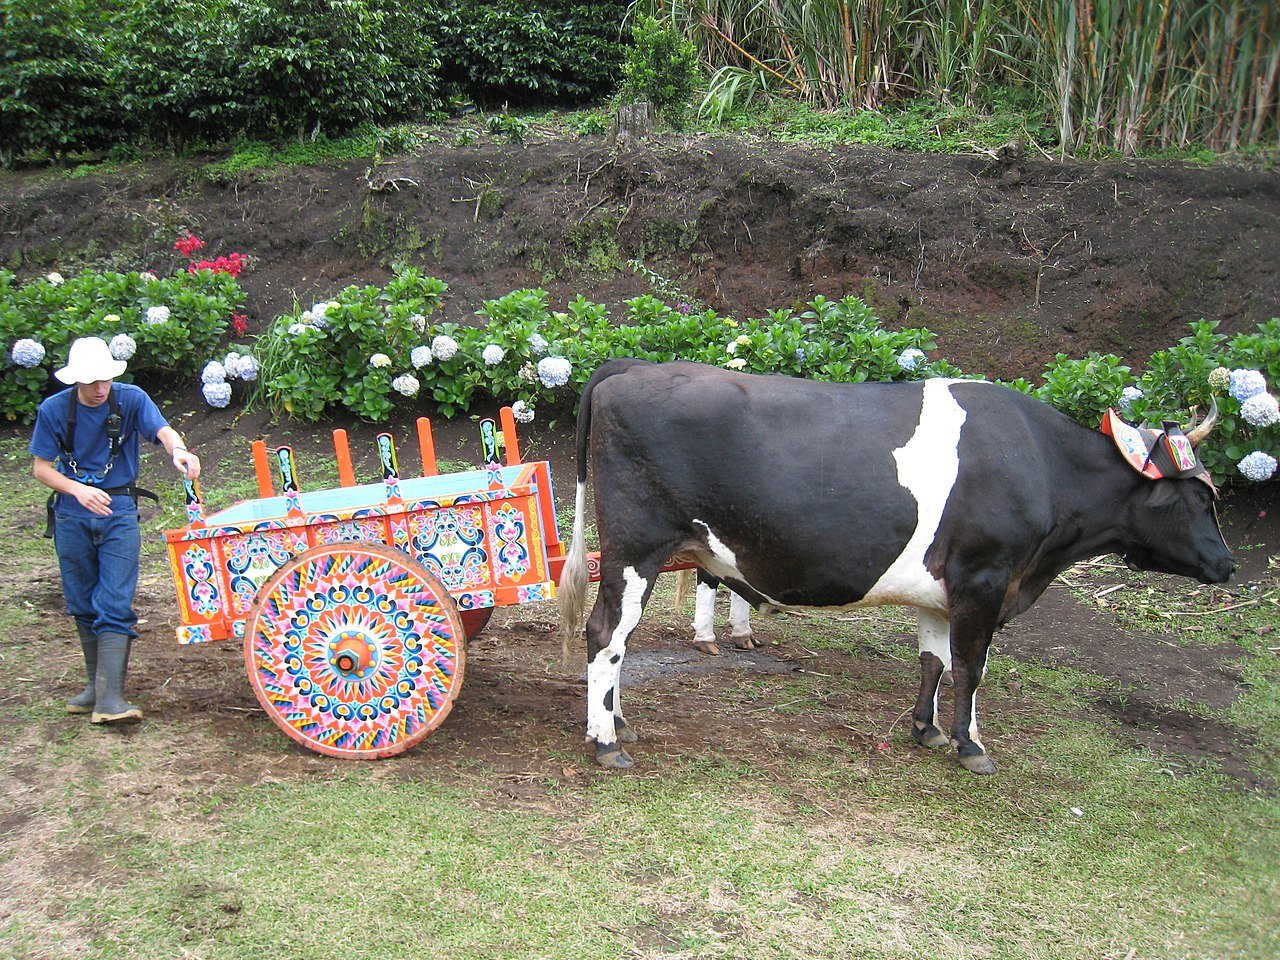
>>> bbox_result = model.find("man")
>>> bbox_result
[29,336,201,724]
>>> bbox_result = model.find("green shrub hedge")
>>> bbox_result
[1,0,628,158]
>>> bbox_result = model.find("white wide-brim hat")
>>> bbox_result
[55,336,128,384]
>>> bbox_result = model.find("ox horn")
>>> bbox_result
[1184,394,1219,446]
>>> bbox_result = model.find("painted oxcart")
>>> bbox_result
[165,409,567,759]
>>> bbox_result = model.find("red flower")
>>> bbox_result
[188,253,247,278]
[231,312,248,337]
[174,234,205,257]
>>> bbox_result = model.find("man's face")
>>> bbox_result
[77,379,113,407]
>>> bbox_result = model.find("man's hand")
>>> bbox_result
[73,483,113,516]
[173,449,201,480]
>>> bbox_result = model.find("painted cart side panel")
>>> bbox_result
[167,462,556,645]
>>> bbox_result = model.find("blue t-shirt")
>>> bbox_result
[29,383,169,517]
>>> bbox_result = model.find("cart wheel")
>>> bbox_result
[244,542,466,759]
[458,607,494,640]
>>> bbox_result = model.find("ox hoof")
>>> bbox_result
[614,717,639,744]
[958,752,998,775]
[692,640,721,656]
[911,723,950,750]
[731,634,759,650]
[595,742,633,769]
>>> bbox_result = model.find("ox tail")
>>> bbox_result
[558,480,590,670]
[672,568,695,611]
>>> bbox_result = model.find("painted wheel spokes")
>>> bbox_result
[245,542,466,759]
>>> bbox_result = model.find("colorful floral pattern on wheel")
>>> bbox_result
[246,543,465,759]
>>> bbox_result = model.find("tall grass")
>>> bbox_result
[641,0,1280,153]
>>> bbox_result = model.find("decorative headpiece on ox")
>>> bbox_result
[557,361,1236,776]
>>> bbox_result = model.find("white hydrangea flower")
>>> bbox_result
[138,271,157,282]
[1119,385,1144,414]
[1207,366,1231,392]
[201,361,226,384]
[392,374,420,397]
[370,353,392,369]
[237,355,259,382]
[47,272,64,286]
[1241,393,1279,428]
[725,357,747,370]
[537,356,572,388]
[288,323,309,336]
[202,381,232,408]
[109,334,137,361]
[145,305,170,325]
[224,352,242,376]
[482,344,506,366]
[1229,369,1267,402]
[300,310,313,324]
[511,400,535,424]
[11,338,45,368]
[411,345,434,369]
[432,335,458,361]
[1238,450,1277,482]
[725,341,738,355]
[518,362,537,383]
[408,313,427,333]
[528,333,549,355]
[898,348,926,372]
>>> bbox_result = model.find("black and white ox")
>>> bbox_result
[558,359,1235,774]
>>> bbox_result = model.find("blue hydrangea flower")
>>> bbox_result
[1241,393,1279,428]
[411,345,433,369]
[201,361,226,384]
[483,344,506,366]
[237,355,259,382]
[392,374,420,397]
[1229,369,1267,402]
[1238,450,1277,482]
[537,356,572,388]
[512,400,535,424]
[202,381,232,408]
[109,334,137,361]
[898,348,926,372]
[223,352,242,376]
[1119,385,1144,414]
[432,335,458,362]
[11,338,45,368]
[528,333,549,355]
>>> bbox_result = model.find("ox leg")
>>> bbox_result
[586,565,654,769]
[946,590,1002,775]
[910,607,952,750]
[728,591,758,649]
[690,579,721,656]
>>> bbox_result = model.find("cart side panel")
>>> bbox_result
[220,523,311,619]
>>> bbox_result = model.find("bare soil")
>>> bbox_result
[0,137,1277,907]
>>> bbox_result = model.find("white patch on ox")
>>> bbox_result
[728,591,753,639]
[862,380,967,608]
[586,566,648,744]
[692,581,716,644]
[915,606,951,723]
[968,647,991,751]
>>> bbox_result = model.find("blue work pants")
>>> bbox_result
[54,511,141,638]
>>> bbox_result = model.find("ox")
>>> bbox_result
[558,359,1234,774]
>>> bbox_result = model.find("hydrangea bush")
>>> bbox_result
[250,268,1275,487]
[0,264,245,421]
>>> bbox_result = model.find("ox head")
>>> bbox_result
[1102,400,1235,585]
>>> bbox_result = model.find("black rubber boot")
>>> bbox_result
[90,632,142,724]
[66,622,98,715]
